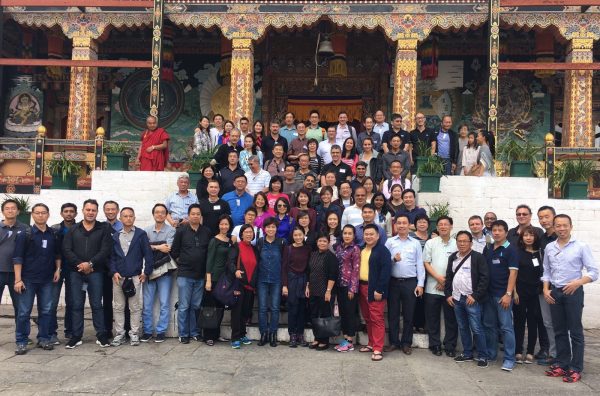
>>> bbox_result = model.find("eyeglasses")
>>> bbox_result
[516,213,530,217]
[277,204,288,208]
[484,217,496,221]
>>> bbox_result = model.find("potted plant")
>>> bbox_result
[496,138,543,177]
[426,201,450,233]
[416,154,445,192]
[414,140,432,170]
[105,141,131,171]
[554,156,596,199]
[3,195,31,225]
[47,155,82,190]
[187,147,218,187]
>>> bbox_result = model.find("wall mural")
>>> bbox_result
[3,76,43,138]
[417,57,550,146]
[110,55,262,162]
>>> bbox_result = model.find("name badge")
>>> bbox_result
[8,231,13,237]
[42,239,48,249]
[462,266,470,272]
[236,199,241,207]
[532,258,540,267]
[339,169,346,173]
[214,205,221,210]
[492,258,501,265]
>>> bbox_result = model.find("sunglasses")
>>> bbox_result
[516,213,530,217]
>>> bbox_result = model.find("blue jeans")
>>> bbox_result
[482,294,516,363]
[0,272,18,320]
[49,270,72,337]
[176,276,204,338]
[69,271,106,339]
[257,281,281,334]
[454,296,488,360]
[143,274,173,335]
[16,281,53,345]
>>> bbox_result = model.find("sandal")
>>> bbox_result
[371,352,383,361]
[360,346,374,353]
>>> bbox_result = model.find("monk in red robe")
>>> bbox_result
[138,115,170,171]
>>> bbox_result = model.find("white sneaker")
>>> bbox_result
[130,335,140,346]
[110,335,125,347]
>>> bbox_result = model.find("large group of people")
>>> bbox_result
[0,109,597,385]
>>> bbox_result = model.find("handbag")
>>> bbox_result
[312,316,341,339]
[213,251,241,307]
[197,306,223,329]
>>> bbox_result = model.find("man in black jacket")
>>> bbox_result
[171,203,211,344]
[433,115,459,175]
[62,199,113,349]
[445,231,490,367]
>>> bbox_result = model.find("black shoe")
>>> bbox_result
[316,343,329,351]
[534,349,548,360]
[192,335,202,342]
[269,332,278,347]
[65,337,82,349]
[477,359,489,368]
[258,333,268,346]
[446,349,456,358]
[454,354,474,363]
[431,346,443,356]
[155,334,166,343]
[178,337,190,344]
[96,334,110,348]
[289,334,298,348]
[140,333,153,343]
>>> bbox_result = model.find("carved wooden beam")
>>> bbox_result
[0,58,152,67]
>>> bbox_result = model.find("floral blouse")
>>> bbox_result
[335,242,361,293]
[192,129,212,156]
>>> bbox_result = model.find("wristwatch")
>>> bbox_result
[505,291,512,297]
[89,261,94,270]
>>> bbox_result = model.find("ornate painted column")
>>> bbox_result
[66,34,98,140]
[487,0,500,136]
[392,38,418,131]
[562,37,594,148]
[228,37,255,123]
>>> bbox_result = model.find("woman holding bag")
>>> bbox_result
[203,215,232,346]
[228,224,259,349]
[306,233,339,351]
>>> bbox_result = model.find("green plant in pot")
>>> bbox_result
[496,138,543,177]
[187,147,218,187]
[554,156,596,199]
[47,155,82,190]
[105,141,132,171]
[414,140,433,169]
[3,194,31,225]
[426,201,450,233]
[416,154,445,192]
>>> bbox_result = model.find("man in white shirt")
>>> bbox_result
[341,186,367,227]
[335,111,358,146]
[423,215,458,357]
[245,155,271,195]
[468,215,487,253]
[209,113,224,147]
[318,126,337,164]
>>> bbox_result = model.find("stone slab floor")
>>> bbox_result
[0,312,599,396]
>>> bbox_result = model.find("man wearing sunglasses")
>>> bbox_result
[507,204,544,245]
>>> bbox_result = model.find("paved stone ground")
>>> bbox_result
[0,313,599,396]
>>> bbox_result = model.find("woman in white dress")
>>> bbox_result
[460,132,480,175]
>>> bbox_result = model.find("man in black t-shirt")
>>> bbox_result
[320,145,352,186]
[198,180,231,235]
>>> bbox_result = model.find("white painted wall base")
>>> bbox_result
[2,172,599,328]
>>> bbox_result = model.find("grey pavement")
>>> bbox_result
[1,314,599,396]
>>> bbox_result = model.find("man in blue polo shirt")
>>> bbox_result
[482,219,519,372]
[13,203,61,355]
[222,174,253,226]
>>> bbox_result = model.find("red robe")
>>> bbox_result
[139,128,170,171]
